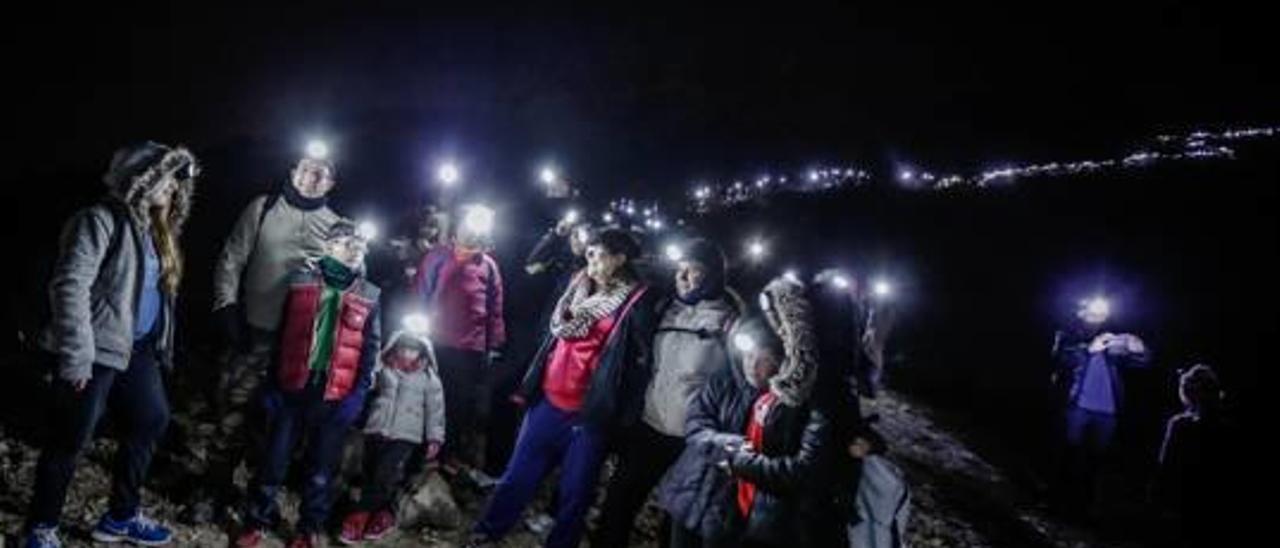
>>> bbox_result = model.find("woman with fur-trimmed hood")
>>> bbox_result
[24,142,198,548]
[757,276,822,407]
[660,276,838,548]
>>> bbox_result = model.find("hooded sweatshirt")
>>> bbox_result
[363,330,447,444]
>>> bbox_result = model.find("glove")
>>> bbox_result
[214,305,246,350]
[334,392,367,426]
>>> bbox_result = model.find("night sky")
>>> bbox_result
[4,2,1274,199]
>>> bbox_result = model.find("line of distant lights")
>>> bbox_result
[683,126,1277,212]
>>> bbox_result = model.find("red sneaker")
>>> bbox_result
[233,527,264,548]
[339,511,371,545]
[287,532,320,548]
[363,510,397,541]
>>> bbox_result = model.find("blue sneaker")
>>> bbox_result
[22,525,62,548]
[91,512,173,546]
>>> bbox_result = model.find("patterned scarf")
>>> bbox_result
[549,271,637,340]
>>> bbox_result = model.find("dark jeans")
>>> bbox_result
[357,436,418,512]
[1056,406,1118,509]
[28,343,171,528]
[593,421,685,548]
[670,525,775,548]
[473,400,608,548]
[435,346,487,467]
[483,358,527,477]
[245,388,353,533]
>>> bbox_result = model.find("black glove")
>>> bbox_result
[334,390,368,427]
[214,305,246,350]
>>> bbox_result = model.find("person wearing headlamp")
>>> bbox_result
[413,204,506,475]
[24,142,198,548]
[237,220,381,548]
[659,276,838,548]
[1050,297,1149,515]
[198,148,344,523]
[469,228,658,548]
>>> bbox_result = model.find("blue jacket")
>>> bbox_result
[1053,332,1150,413]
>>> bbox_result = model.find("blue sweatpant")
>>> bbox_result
[474,400,608,548]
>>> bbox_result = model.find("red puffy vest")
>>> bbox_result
[277,273,376,401]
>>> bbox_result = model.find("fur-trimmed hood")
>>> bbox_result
[102,142,198,232]
[759,275,821,406]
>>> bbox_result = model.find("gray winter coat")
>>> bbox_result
[41,204,177,381]
[41,146,196,382]
[363,331,447,444]
[642,297,739,437]
[213,193,340,331]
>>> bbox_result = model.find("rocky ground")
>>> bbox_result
[2,379,1139,547]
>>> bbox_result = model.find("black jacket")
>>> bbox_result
[517,283,662,430]
[660,364,838,547]
[807,282,864,438]
[525,229,580,278]
[525,230,585,343]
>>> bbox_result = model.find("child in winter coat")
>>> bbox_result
[237,220,382,548]
[339,320,447,544]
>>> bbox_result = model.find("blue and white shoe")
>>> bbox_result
[91,512,174,546]
[22,525,62,548]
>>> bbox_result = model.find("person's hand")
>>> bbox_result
[728,439,754,455]
[717,442,756,475]
[1088,334,1113,353]
[334,394,366,425]
[426,441,442,461]
[708,433,746,452]
[214,305,245,349]
[1125,335,1146,355]
[59,365,92,393]
[728,442,758,472]
[707,433,747,464]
